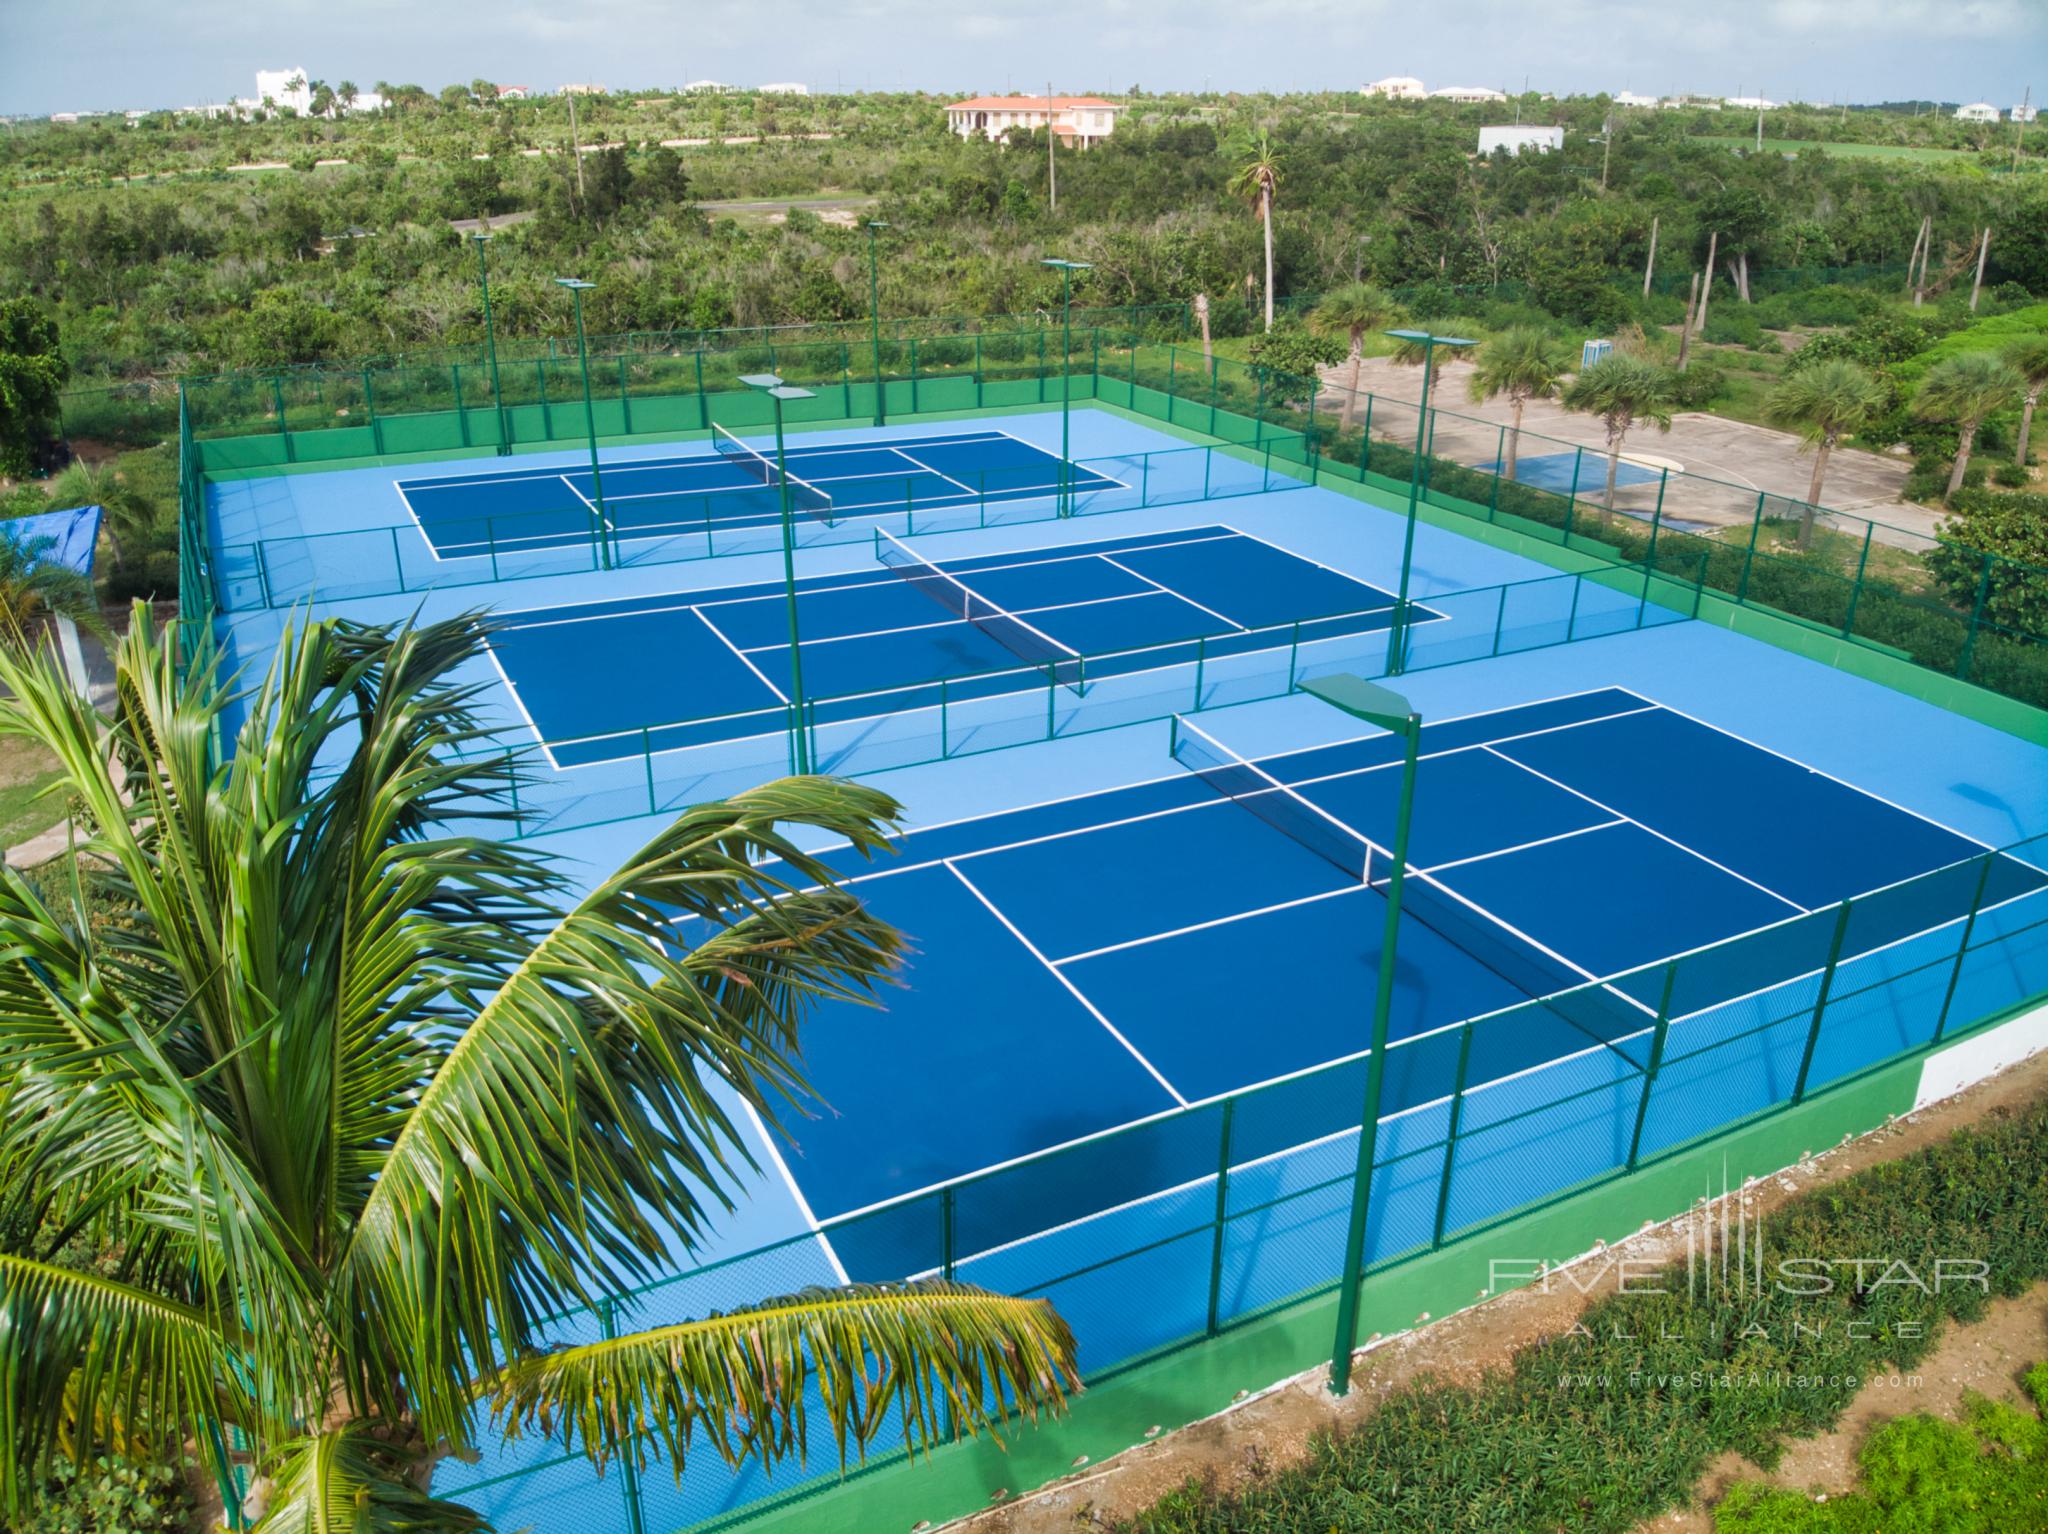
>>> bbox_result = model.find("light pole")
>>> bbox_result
[866,220,890,427]
[740,374,816,775]
[1382,329,1475,675]
[473,233,510,455]
[1298,673,1422,1397]
[1041,258,1091,516]
[553,277,611,569]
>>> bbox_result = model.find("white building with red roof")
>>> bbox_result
[945,95,1123,147]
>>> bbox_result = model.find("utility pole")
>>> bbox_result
[1047,81,1057,212]
[1696,230,1719,335]
[1677,272,1699,371]
[1643,215,1660,298]
[2016,87,2033,172]
[1969,227,1991,311]
[1600,113,1613,189]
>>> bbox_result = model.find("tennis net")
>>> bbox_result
[1169,716,1651,1061]
[714,423,836,527]
[875,529,1086,691]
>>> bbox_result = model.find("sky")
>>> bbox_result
[0,0,2040,116]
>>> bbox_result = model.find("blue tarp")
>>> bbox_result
[0,504,101,577]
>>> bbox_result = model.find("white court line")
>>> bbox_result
[1270,705,1664,796]
[1605,686,2001,854]
[887,445,979,498]
[559,474,610,532]
[944,860,1189,1108]
[1098,553,1245,631]
[1482,743,1809,914]
[694,609,789,705]
[1416,818,1630,877]
[1051,882,1363,966]
[479,640,566,774]
[734,1095,851,1286]
[734,587,1169,656]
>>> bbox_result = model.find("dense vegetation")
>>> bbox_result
[1116,1094,2048,1533]
[2,88,2044,381]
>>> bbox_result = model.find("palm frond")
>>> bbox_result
[252,1423,484,1534]
[491,1281,1077,1479]
[336,777,905,1445]
[0,1254,245,1514]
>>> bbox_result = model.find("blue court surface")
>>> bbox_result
[488,525,1431,765]
[1479,450,1663,496]
[741,686,2045,1280]
[397,428,1124,557]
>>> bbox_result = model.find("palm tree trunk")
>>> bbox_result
[1797,438,1833,550]
[1342,332,1364,429]
[1505,396,1525,479]
[1261,188,1274,332]
[1603,445,1622,525]
[1946,422,1978,500]
[2018,389,2040,468]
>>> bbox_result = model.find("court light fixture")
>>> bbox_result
[1041,259,1093,516]
[867,221,892,427]
[741,373,819,771]
[553,277,610,566]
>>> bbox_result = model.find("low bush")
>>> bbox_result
[3,1452,195,1534]
[1116,1095,2048,1533]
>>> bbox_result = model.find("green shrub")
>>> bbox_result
[1702,306,1765,347]
[1993,462,2032,488]
[1114,1089,2048,1534]
[1670,362,1728,407]
[5,1452,195,1534]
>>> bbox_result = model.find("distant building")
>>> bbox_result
[1364,76,1426,99]
[493,84,531,100]
[1478,124,1564,155]
[560,83,607,96]
[1432,85,1507,103]
[49,111,80,124]
[684,80,734,94]
[2015,102,2040,124]
[1659,94,1722,111]
[758,82,810,95]
[1956,101,2001,122]
[1723,95,1776,110]
[945,95,1122,146]
[253,67,312,114]
[1613,91,1659,108]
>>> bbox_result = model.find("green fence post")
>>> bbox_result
[1792,899,1856,1103]
[1286,619,1302,687]
[1429,1023,1475,1248]
[1644,469,1669,572]
[1305,377,1320,485]
[642,727,657,815]
[1037,329,1047,403]
[910,338,920,414]
[974,333,984,409]
[694,351,707,430]
[1208,353,1220,435]
[254,541,275,611]
[1140,452,1152,506]
[618,356,633,436]
[1361,394,1374,476]
[1201,445,1212,500]
[1487,424,1504,519]
[1204,1099,1236,1335]
[1957,554,1995,680]
[1625,965,1680,1170]
[272,376,294,463]
[1564,571,1584,641]
[1490,583,1508,656]
[1735,494,1766,604]
[538,357,554,441]
[453,364,470,447]
[1253,368,1267,447]
[1933,853,1999,1043]
[597,1301,650,1534]
[1563,445,1583,539]
[363,369,384,455]
[1840,523,1873,637]
[1092,327,1101,393]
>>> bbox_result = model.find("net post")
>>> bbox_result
[1202,445,1212,500]
[1204,1098,1236,1335]
[389,527,406,593]
[1490,582,1507,657]
[1792,899,1855,1103]
[255,541,276,612]
[1361,393,1374,475]
[1430,1021,1475,1248]
[1933,852,1999,1043]
[1562,445,1582,539]
[641,727,656,814]
[1564,568,1584,642]
[1193,635,1207,709]
[939,678,950,758]
[1488,424,1503,519]
[1141,451,1151,506]
[1625,963,1680,1171]
[1286,619,1301,689]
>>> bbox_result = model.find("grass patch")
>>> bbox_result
[0,735,67,849]
[1113,1092,2048,1533]
[1716,1360,2048,1531]
[1692,137,1981,164]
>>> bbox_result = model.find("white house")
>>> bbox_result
[1432,85,1507,103]
[2014,102,2040,124]
[1364,76,1426,99]
[945,95,1122,146]
[560,83,607,96]
[1724,95,1776,110]
[1613,91,1659,108]
[494,84,531,101]
[1956,102,2001,123]
[254,67,313,114]
[1478,124,1563,155]
[684,80,734,94]
[759,82,810,95]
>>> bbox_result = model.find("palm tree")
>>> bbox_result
[337,81,359,114]
[1558,354,1676,526]
[1308,283,1395,427]
[1764,360,1887,548]
[44,458,167,576]
[2003,335,2048,471]
[1467,328,1568,482]
[1226,132,1283,332]
[0,529,103,642]
[0,609,1077,1530]
[1916,352,2025,501]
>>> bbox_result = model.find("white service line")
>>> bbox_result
[694,609,789,704]
[1051,881,1363,966]
[1098,553,1245,631]
[734,1095,851,1286]
[888,445,980,498]
[944,860,1189,1107]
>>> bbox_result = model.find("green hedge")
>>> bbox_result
[1118,1091,2048,1533]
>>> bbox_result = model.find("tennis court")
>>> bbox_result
[396,427,1127,558]
[1480,450,1664,495]
[744,686,2046,1285]
[487,525,1430,767]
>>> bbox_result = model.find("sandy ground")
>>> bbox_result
[1324,354,1933,546]
[949,1043,2048,1533]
